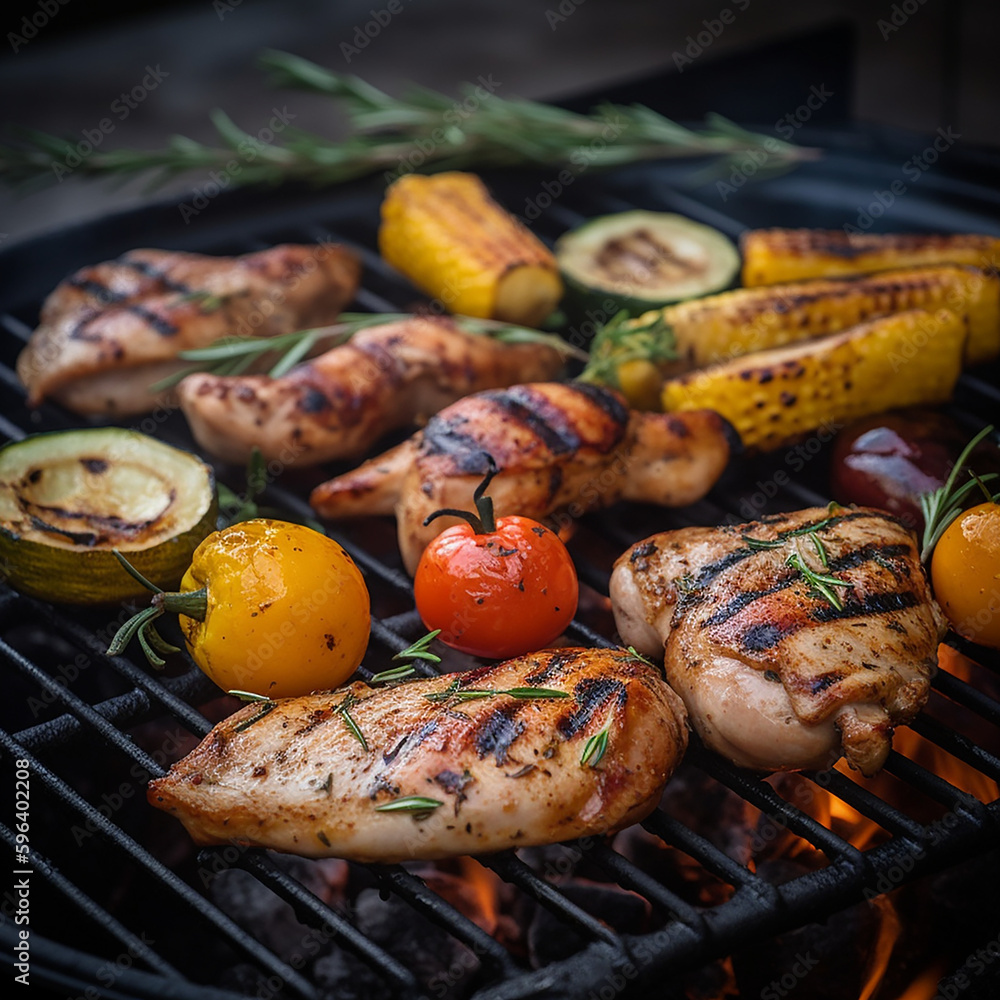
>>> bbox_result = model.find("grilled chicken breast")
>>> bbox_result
[611,507,946,775]
[310,382,733,573]
[148,648,688,862]
[176,316,566,467]
[17,244,360,416]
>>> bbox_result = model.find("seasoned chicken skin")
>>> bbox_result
[177,316,566,467]
[310,382,733,573]
[17,244,360,416]
[148,648,688,862]
[611,507,946,775]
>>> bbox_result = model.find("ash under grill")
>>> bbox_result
[1,146,999,1000]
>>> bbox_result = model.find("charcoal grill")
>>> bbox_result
[1,112,1000,1000]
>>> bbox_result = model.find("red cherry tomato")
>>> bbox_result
[413,459,578,658]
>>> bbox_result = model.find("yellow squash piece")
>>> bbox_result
[651,264,1000,368]
[661,309,966,451]
[742,228,1000,287]
[379,171,562,327]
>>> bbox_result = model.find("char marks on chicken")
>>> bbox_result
[17,244,360,416]
[310,381,733,573]
[178,316,566,467]
[611,507,946,775]
[148,648,688,862]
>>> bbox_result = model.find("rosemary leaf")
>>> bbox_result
[0,50,813,193]
[392,629,443,664]
[374,796,443,815]
[368,663,417,685]
[580,726,610,768]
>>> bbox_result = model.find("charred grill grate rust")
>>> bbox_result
[0,155,998,1000]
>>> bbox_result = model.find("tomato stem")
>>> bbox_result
[422,454,499,533]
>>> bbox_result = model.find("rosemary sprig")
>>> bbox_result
[151,313,583,392]
[425,682,569,704]
[785,543,853,611]
[374,796,443,818]
[334,693,368,752]
[577,310,678,387]
[581,723,611,768]
[228,689,278,732]
[0,50,814,192]
[920,425,997,563]
[368,630,443,685]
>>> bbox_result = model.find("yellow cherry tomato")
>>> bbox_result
[931,502,1000,649]
[177,519,370,697]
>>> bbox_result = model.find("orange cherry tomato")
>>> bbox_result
[931,501,1000,649]
[413,460,578,658]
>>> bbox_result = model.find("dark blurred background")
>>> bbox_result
[1,0,997,245]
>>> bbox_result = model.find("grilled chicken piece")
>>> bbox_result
[17,244,360,416]
[310,382,733,573]
[611,507,946,775]
[177,316,566,467]
[147,648,688,862]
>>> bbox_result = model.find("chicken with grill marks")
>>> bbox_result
[611,507,946,775]
[177,315,566,467]
[17,244,360,416]
[309,381,733,574]
[147,647,688,862]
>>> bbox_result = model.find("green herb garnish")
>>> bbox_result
[374,796,443,818]
[577,310,678,387]
[228,689,278,732]
[0,50,813,192]
[424,682,568,704]
[920,425,997,563]
[368,630,443,685]
[334,693,369,752]
[580,724,611,768]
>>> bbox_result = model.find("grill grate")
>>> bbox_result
[1,144,999,1000]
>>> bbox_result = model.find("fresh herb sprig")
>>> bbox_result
[577,310,678,387]
[228,689,278,732]
[425,681,569,704]
[742,520,853,611]
[0,50,815,192]
[920,425,998,563]
[581,722,611,768]
[374,796,443,818]
[368,630,443,685]
[152,312,583,392]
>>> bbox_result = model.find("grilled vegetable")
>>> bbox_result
[109,519,371,696]
[0,429,216,605]
[413,459,578,658]
[661,309,966,451]
[379,171,562,327]
[931,500,1000,650]
[742,228,1000,287]
[830,410,1000,533]
[646,265,1000,370]
[555,211,739,317]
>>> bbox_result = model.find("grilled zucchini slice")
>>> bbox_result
[556,211,739,317]
[0,428,217,605]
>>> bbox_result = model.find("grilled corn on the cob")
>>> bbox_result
[652,264,1000,368]
[661,309,965,451]
[379,171,562,327]
[742,229,1000,287]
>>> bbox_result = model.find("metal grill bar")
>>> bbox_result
[0,823,181,979]
[0,730,318,999]
[908,713,1000,782]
